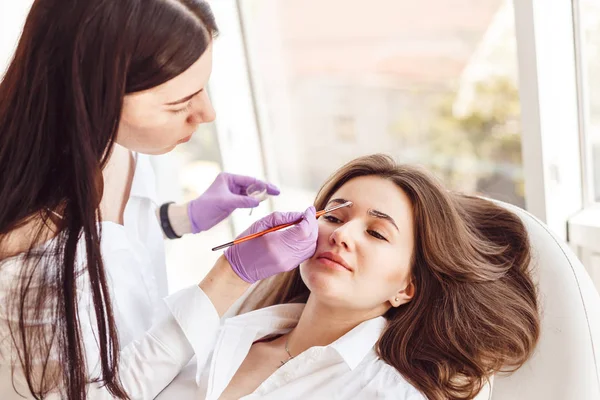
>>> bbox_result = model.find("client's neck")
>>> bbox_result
[287,296,378,356]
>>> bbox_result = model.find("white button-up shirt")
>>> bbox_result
[160,303,426,400]
[0,154,221,399]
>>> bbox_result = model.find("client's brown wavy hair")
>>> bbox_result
[243,154,540,400]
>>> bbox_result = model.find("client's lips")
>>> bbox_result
[317,252,352,271]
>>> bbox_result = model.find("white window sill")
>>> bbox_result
[568,205,600,251]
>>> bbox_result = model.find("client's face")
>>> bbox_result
[300,176,415,316]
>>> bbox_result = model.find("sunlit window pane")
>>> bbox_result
[240,0,524,209]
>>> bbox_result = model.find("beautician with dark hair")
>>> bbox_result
[0,1,317,399]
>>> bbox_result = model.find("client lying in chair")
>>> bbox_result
[195,154,540,400]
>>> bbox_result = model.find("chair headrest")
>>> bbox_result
[490,201,600,400]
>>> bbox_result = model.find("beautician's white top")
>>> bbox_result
[159,303,426,400]
[0,154,221,399]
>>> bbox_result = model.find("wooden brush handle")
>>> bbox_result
[231,209,328,245]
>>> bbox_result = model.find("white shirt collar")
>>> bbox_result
[329,314,387,369]
[224,303,387,370]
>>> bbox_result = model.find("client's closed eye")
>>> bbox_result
[323,215,388,241]
[368,230,388,241]
[323,215,342,224]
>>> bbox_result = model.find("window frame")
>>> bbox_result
[513,0,585,242]
[567,0,600,254]
[206,0,272,234]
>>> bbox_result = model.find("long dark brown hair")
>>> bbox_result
[0,1,217,399]
[244,154,540,400]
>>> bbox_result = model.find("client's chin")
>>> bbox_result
[299,261,350,302]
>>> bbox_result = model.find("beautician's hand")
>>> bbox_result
[188,172,280,233]
[225,207,318,283]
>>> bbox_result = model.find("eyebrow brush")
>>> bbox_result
[211,201,353,251]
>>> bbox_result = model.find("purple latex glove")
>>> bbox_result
[188,172,280,233]
[225,207,318,283]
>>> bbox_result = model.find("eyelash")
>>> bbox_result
[173,101,193,115]
[322,215,388,242]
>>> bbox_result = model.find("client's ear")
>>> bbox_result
[390,281,415,308]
